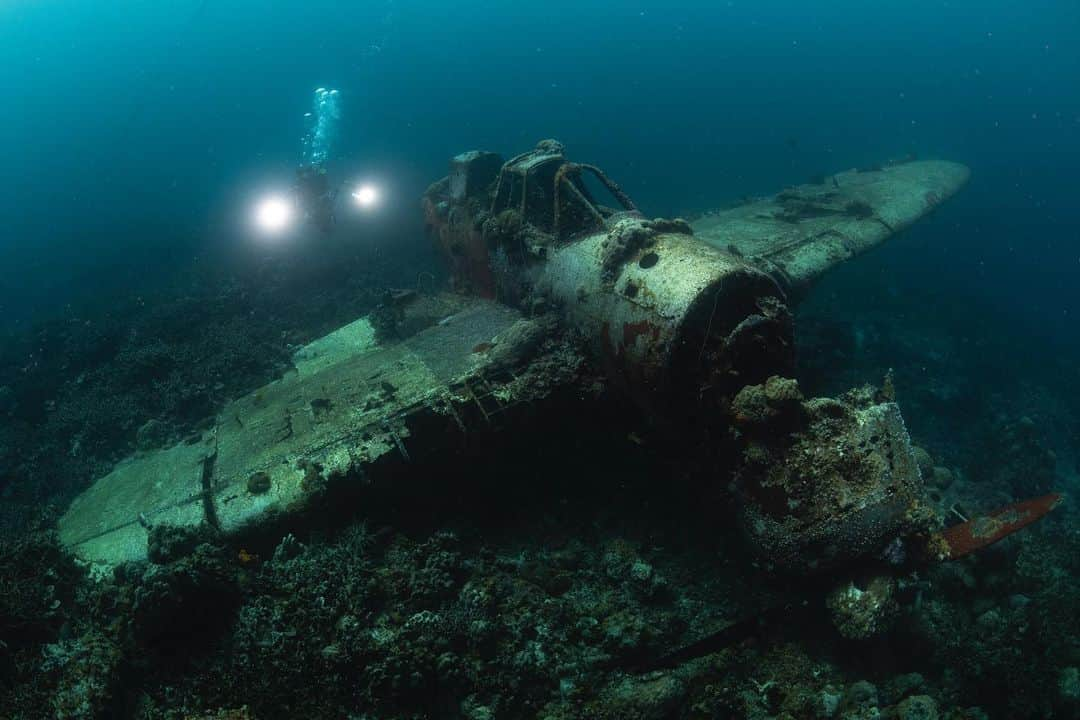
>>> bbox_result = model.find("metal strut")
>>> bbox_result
[553,162,638,240]
[382,419,411,462]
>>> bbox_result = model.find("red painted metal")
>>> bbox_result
[940,492,1063,560]
[421,196,496,298]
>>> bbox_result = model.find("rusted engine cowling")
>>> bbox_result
[536,221,792,415]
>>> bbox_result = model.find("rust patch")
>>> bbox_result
[601,321,615,359]
[425,202,496,298]
[622,320,661,351]
[465,227,496,299]
[599,320,662,409]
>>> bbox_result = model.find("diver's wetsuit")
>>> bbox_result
[295,166,338,234]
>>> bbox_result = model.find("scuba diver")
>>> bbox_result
[295,165,339,234]
[295,87,343,234]
[252,87,381,237]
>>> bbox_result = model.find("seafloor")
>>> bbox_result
[1,236,1077,719]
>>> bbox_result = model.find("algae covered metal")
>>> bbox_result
[62,138,1045,586]
[691,160,971,295]
[424,141,969,420]
[59,294,576,572]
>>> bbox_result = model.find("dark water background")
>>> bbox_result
[1,0,1076,348]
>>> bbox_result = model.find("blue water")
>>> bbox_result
[0,0,1077,346]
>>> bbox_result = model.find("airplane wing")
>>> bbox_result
[690,160,970,296]
[58,293,565,572]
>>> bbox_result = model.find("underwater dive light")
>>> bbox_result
[253,194,294,234]
[350,182,380,209]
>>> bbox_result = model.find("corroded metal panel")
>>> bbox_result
[691,160,970,293]
[210,300,523,535]
[538,229,783,409]
[58,297,539,572]
[57,436,215,571]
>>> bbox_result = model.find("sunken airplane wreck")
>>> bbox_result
[59,140,1059,639]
